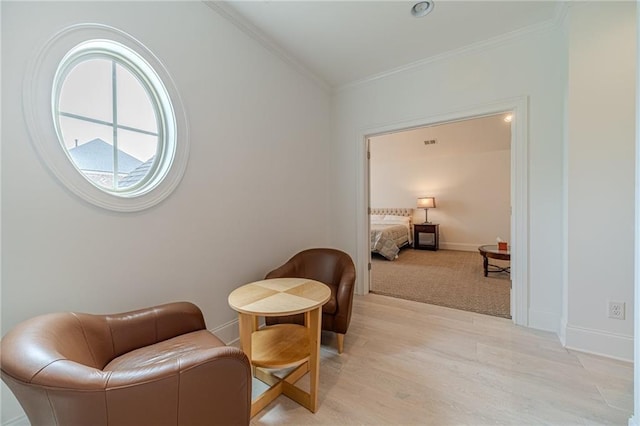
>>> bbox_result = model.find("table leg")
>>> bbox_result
[307,307,321,412]
[483,256,488,277]
[238,313,254,362]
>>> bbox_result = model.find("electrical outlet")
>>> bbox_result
[608,301,625,320]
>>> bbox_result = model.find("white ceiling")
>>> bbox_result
[217,0,561,88]
[370,113,512,158]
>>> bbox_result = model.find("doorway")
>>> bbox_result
[368,113,512,319]
[355,97,529,325]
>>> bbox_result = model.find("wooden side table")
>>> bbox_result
[478,244,511,277]
[414,223,439,250]
[228,278,331,417]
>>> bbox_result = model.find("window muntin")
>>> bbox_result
[52,39,175,196]
[24,24,189,212]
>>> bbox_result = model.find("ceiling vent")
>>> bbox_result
[411,1,434,18]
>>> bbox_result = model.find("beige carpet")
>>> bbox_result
[371,248,511,319]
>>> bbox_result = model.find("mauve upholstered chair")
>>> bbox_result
[1,302,251,426]
[264,248,356,354]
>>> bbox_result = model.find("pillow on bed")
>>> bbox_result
[370,214,385,221]
[382,215,411,224]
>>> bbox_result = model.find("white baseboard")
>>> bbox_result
[558,318,568,346]
[564,324,633,362]
[3,415,29,426]
[528,308,561,333]
[209,319,239,346]
[439,242,480,252]
[209,317,264,346]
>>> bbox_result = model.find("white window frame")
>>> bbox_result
[24,24,189,212]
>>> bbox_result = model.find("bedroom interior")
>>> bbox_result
[368,113,512,318]
[2,1,637,425]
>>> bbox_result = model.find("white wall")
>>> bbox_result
[369,115,511,251]
[332,27,565,333]
[331,2,636,362]
[1,2,636,424]
[634,4,640,424]
[1,1,331,423]
[564,2,635,361]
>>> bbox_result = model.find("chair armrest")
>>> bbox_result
[107,345,252,426]
[174,346,252,425]
[336,269,356,302]
[333,268,357,334]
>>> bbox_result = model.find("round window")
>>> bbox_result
[52,40,175,197]
[23,24,189,212]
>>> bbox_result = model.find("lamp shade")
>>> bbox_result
[417,197,436,209]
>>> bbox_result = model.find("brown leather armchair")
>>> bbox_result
[265,248,356,354]
[1,302,251,426]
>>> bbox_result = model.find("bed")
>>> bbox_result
[370,208,414,260]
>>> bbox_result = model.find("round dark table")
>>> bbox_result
[478,245,511,277]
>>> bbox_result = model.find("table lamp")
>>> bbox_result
[417,197,436,223]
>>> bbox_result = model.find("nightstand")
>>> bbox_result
[414,223,439,250]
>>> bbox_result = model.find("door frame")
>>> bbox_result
[355,96,529,326]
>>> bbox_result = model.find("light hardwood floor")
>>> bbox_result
[250,293,633,425]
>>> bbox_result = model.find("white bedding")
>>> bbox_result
[370,220,412,260]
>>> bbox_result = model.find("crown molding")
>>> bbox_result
[204,1,570,94]
[203,1,331,93]
[337,5,568,92]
